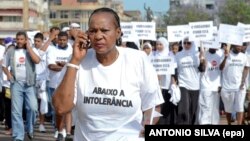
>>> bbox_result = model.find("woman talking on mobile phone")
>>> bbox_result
[52,7,164,141]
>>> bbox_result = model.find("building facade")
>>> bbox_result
[0,0,50,39]
[49,0,134,31]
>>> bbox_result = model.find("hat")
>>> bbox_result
[70,23,80,28]
[62,27,70,32]
[4,37,14,47]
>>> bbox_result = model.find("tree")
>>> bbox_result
[164,4,213,25]
[218,0,250,25]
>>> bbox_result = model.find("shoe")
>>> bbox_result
[56,133,64,141]
[4,128,12,135]
[54,130,59,138]
[65,134,73,141]
[61,128,66,138]
[27,132,34,140]
[39,124,46,133]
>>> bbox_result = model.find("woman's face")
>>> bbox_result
[88,12,121,54]
[143,45,152,55]
[156,41,164,52]
[183,39,192,50]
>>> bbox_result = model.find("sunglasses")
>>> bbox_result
[184,42,191,45]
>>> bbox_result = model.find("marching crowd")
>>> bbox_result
[0,7,250,141]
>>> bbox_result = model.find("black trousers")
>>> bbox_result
[176,87,199,125]
[158,89,178,125]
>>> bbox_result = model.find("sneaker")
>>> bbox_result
[4,128,12,135]
[54,130,59,138]
[27,132,34,140]
[39,124,46,133]
[56,133,64,141]
[65,134,73,141]
[62,128,66,138]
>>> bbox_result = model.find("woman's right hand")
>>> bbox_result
[70,31,90,65]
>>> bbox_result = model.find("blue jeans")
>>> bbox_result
[47,87,55,127]
[11,81,38,140]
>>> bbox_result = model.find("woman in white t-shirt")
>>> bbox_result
[52,7,164,141]
[175,37,203,125]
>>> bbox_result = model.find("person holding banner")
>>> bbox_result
[197,47,223,125]
[175,37,202,125]
[52,7,164,140]
[151,37,178,125]
[219,44,249,125]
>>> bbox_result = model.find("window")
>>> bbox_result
[72,10,81,19]
[60,10,69,19]
[2,16,21,22]
[206,4,214,10]
[50,11,56,19]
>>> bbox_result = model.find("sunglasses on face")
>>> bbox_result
[184,41,191,45]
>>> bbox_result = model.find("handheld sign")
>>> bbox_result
[150,56,175,75]
[189,21,214,41]
[219,24,244,46]
[237,22,250,42]
[121,22,137,42]
[133,22,156,40]
[202,26,220,49]
[167,25,189,42]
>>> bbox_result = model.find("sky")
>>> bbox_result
[123,0,170,16]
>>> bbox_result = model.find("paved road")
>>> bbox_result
[0,115,237,141]
[0,121,55,141]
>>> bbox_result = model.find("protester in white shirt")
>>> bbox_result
[175,37,202,125]
[47,31,73,140]
[220,44,249,125]
[2,31,40,141]
[151,37,177,125]
[52,7,164,141]
[198,48,223,125]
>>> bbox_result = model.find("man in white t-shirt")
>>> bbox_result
[47,31,73,140]
[220,44,250,125]
[2,31,41,141]
[198,48,223,125]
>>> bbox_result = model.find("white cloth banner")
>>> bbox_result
[219,24,244,46]
[133,22,156,40]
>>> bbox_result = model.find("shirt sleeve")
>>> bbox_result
[47,47,56,65]
[2,51,10,68]
[140,53,164,111]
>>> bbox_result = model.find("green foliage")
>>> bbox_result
[164,5,213,25]
[219,0,250,25]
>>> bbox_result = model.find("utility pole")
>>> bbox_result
[23,0,29,30]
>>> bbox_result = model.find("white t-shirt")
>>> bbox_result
[221,51,250,91]
[33,47,47,81]
[47,45,72,88]
[200,51,223,91]
[175,50,200,90]
[73,47,164,141]
[0,45,5,87]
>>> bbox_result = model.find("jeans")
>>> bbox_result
[47,87,55,127]
[11,81,38,140]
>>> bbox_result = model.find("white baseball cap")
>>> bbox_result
[70,23,80,28]
[62,27,70,32]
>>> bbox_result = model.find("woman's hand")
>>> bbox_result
[70,31,90,65]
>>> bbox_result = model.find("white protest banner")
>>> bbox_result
[189,21,213,41]
[121,22,137,42]
[237,22,250,42]
[150,56,175,75]
[167,25,190,42]
[133,22,156,40]
[202,26,220,49]
[219,24,244,46]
